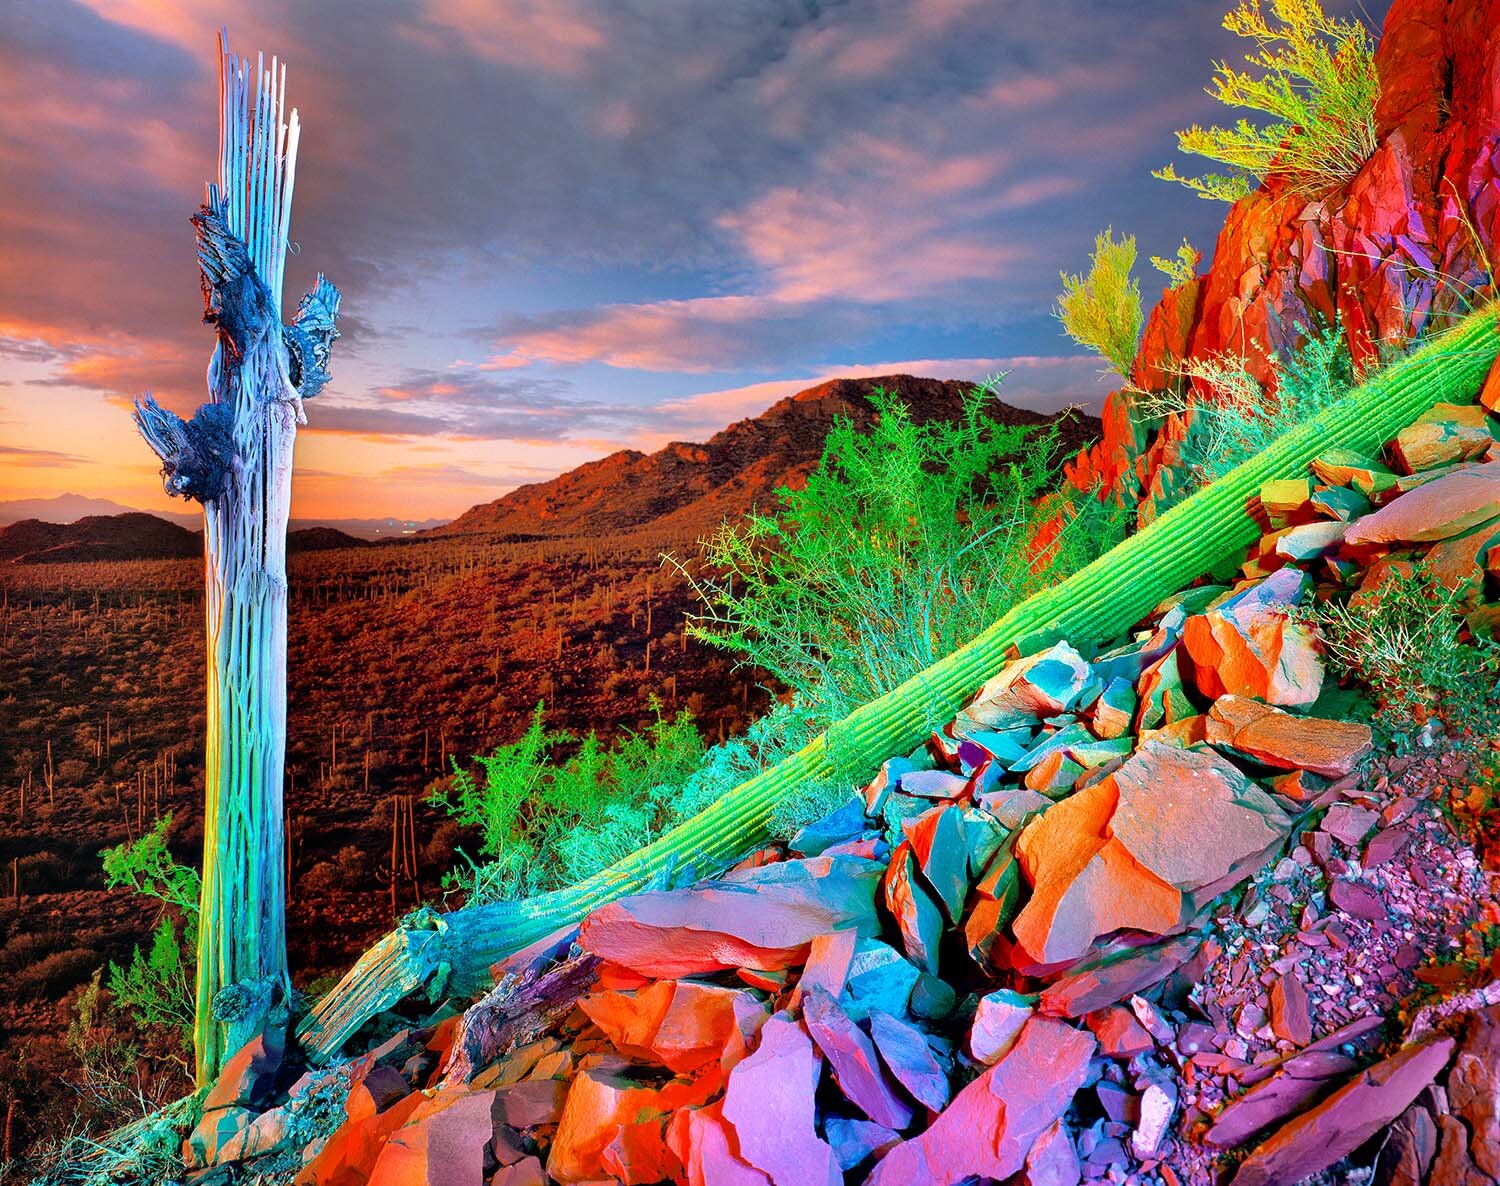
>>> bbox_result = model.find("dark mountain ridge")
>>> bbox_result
[438,375,1100,540]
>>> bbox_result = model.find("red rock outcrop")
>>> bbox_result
[1065,0,1500,519]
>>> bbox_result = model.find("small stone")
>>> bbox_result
[1270,974,1313,1046]
[1321,803,1379,846]
[824,1117,899,1172]
[969,989,1034,1065]
[1131,1081,1177,1159]
[1328,879,1386,921]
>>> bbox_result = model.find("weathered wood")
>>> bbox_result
[134,32,339,1086]
[442,949,601,1085]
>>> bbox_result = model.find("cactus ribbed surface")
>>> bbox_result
[300,306,1498,1063]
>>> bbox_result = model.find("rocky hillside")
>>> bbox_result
[0,512,200,564]
[1069,0,1500,517]
[159,388,1500,1186]
[439,376,1099,540]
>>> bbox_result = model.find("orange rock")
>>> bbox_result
[365,1089,499,1186]
[1390,403,1493,473]
[579,979,767,1074]
[547,1070,680,1185]
[1207,696,1373,777]
[1012,778,1181,968]
[297,1092,424,1186]
[1181,574,1323,707]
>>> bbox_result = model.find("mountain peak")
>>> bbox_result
[438,374,1099,541]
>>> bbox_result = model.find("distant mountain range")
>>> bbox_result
[437,374,1099,540]
[0,494,446,540]
[0,514,382,564]
[3,376,1098,563]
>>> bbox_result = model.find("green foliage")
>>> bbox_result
[1155,0,1378,201]
[106,920,194,1038]
[100,813,200,927]
[680,382,1125,725]
[1056,228,1143,379]
[1300,562,1500,741]
[1150,238,1202,287]
[97,815,198,1052]
[1144,323,1356,501]
[434,696,709,902]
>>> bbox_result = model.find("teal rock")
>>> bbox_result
[909,972,958,1021]
[902,805,970,923]
[845,939,920,1022]
[1010,721,1095,772]
[1309,484,1371,522]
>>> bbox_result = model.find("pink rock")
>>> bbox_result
[802,988,913,1130]
[667,1102,772,1186]
[579,854,882,978]
[1321,803,1378,846]
[864,1017,1095,1186]
[1023,1119,1082,1186]
[968,989,1034,1065]
[1343,461,1500,544]
[1229,1037,1457,1186]
[868,1010,950,1112]
[1085,1007,1154,1057]
[720,1014,841,1186]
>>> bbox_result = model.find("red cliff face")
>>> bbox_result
[1068,0,1500,515]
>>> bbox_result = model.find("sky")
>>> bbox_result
[0,0,1386,522]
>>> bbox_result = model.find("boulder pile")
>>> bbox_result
[180,403,1500,1184]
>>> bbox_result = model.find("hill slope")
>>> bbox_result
[0,513,200,564]
[439,375,1100,540]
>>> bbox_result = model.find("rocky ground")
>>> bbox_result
[101,384,1500,1186]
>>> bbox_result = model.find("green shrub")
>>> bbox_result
[1144,323,1356,501]
[1154,0,1379,201]
[1056,228,1143,379]
[1151,238,1202,287]
[98,815,198,1049]
[434,696,707,902]
[679,382,1125,727]
[1301,562,1500,741]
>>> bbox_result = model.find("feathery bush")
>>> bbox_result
[1155,0,1379,202]
[680,381,1123,725]
[1151,238,1202,287]
[1057,228,1143,380]
[98,815,198,1048]
[1144,323,1356,502]
[434,697,707,902]
[1301,562,1500,741]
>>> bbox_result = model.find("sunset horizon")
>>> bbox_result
[0,0,1303,522]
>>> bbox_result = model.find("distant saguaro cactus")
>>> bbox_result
[134,33,341,1085]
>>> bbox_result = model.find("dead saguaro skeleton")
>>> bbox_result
[134,33,341,1086]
